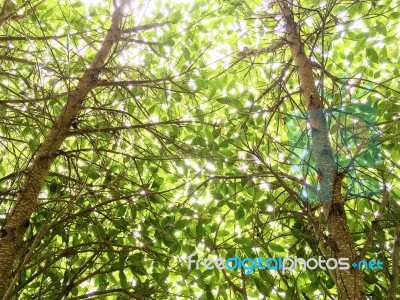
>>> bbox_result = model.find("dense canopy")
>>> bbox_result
[0,0,399,299]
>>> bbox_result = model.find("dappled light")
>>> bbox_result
[0,0,399,299]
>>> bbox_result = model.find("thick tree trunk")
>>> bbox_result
[278,2,365,299]
[0,2,128,298]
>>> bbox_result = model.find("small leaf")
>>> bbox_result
[235,207,245,219]
[119,270,128,288]
[268,243,285,252]
[49,182,60,193]
[366,48,378,64]
[89,171,101,180]
[216,97,243,109]
[358,104,374,113]
[254,277,270,295]
[196,221,204,237]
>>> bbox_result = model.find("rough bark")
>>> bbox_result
[0,0,11,26]
[0,1,128,297]
[388,222,400,300]
[278,2,365,299]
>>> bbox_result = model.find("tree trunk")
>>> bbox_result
[0,2,128,297]
[278,2,365,299]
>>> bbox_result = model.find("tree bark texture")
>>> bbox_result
[0,1,129,298]
[278,2,365,299]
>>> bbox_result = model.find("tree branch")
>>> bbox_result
[238,39,286,57]
[66,120,216,136]
[358,188,390,260]
[121,22,169,34]
[0,1,130,296]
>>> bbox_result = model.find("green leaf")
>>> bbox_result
[119,270,128,288]
[196,221,204,237]
[366,48,378,63]
[268,243,285,253]
[254,277,270,295]
[358,104,374,113]
[235,207,245,219]
[170,11,182,24]
[216,97,243,109]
